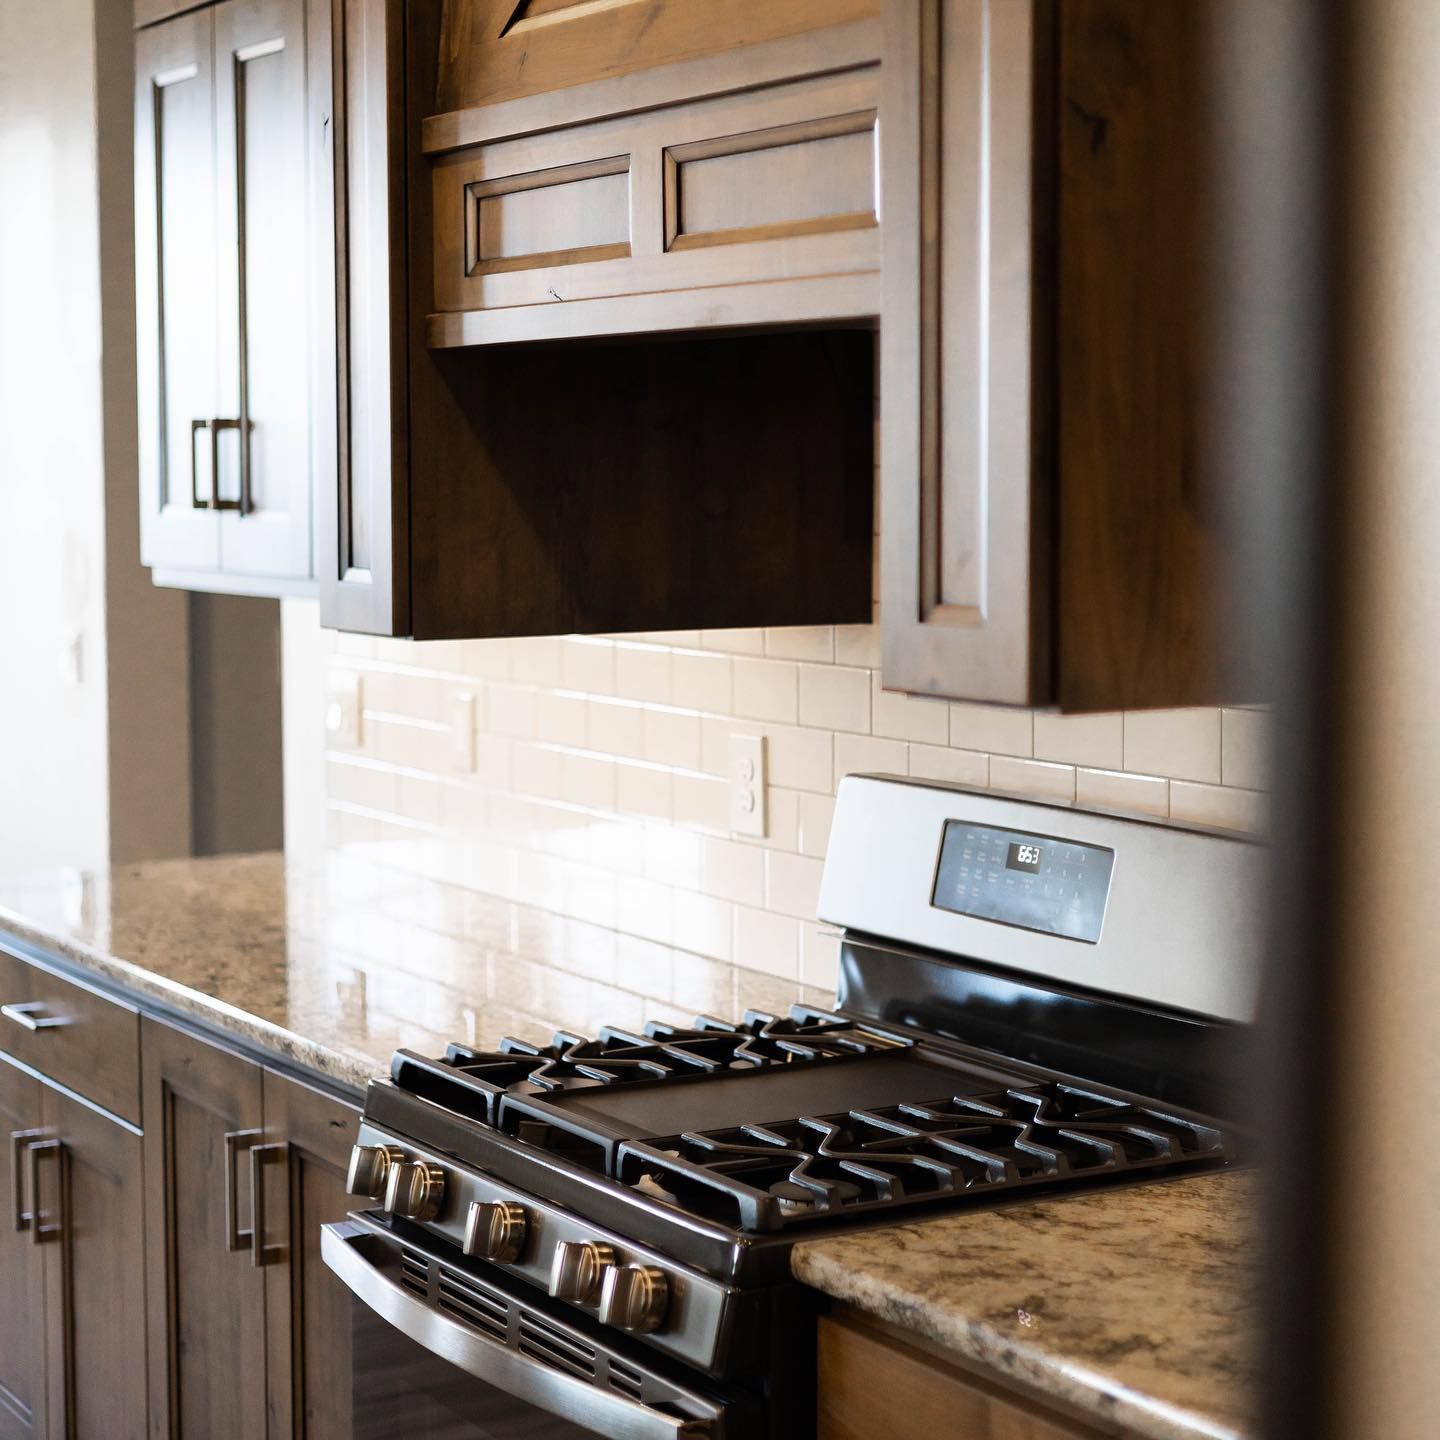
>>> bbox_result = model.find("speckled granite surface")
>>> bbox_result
[793,1169,1258,1440]
[0,851,830,1094]
[1,856,1256,1439]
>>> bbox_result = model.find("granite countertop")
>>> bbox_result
[793,1169,1258,1440]
[0,851,827,1094]
[0,854,1257,1440]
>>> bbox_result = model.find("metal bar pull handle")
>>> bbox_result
[322,1221,715,1440]
[190,418,212,508]
[1,1002,70,1032]
[10,1128,45,1232]
[208,418,249,513]
[27,1139,65,1247]
[223,1128,263,1254]
[248,1142,289,1268]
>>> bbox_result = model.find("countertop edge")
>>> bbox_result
[794,1243,1240,1440]
[0,905,378,1099]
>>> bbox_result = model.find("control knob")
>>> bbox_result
[549,1240,617,1304]
[384,1160,447,1222]
[463,1200,529,1263]
[346,1144,404,1200]
[598,1263,670,1333]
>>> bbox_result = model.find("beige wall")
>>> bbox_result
[0,0,193,872]
[285,602,1271,994]
[0,0,116,871]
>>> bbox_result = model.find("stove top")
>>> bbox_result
[382,1004,1233,1237]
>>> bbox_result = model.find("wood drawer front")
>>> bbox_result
[426,27,881,343]
[0,948,141,1124]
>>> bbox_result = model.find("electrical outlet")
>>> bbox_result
[325,673,362,750]
[729,733,767,837]
[452,691,477,773]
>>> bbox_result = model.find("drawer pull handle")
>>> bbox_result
[10,1127,45,1231]
[1,1002,70,1032]
[249,1142,289,1268]
[27,1138,66,1247]
[223,1128,263,1254]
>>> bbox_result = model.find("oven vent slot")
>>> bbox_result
[399,1250,429,1298]
[607,1359,645,1400]
[437,1271,509,1340]
[518,1316,598,1380]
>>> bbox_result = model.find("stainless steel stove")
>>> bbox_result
[323,776,1262,1440]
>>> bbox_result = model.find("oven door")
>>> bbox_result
[322,1216,740,1440]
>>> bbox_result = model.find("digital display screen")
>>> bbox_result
[931,821,1115,943]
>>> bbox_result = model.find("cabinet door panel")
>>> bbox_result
[879,0,1049,704]
[312,0,410,635]
[214,0,314,579]
[142,1018,267,1440]
[0,1059,45,1440]
[262,1071,360,1439]
[39,1088,147,1440]
[135,7,221,573]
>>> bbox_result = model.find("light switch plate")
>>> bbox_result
[452,692,477,773]
[729,733,767,837]
[325,673,362,750]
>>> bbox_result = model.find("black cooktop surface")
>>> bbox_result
[385,1007,1233,1234]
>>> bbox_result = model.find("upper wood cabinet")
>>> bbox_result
[880,0,1262,709]
[422,1,881,347]
[314,0,874,638]
[135,0,318,596]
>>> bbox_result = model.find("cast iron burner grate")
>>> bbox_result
[613,1083,1230,1232]
[389,1009,907,1126]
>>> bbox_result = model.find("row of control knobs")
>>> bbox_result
[346,1143,669,1332]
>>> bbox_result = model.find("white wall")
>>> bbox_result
[0,0,113,872]
[0,0,192,872]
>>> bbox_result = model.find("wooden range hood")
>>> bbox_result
[318,0,880,640]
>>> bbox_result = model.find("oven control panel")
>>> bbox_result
[932,820,1114,943]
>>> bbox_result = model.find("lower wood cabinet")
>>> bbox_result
[818,1309,1107,1440]
[141,1017,359,1439]
[0,947,362,1440]
[0,1058,46,1439]
[0,1056,147,1440]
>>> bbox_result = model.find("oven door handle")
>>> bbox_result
[321,1221,713,1440]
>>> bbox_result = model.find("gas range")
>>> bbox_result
[323,776,1262,1440]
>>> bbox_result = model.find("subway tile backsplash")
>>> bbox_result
[304,620,1270,996]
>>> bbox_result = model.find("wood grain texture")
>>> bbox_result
[1056,0,1259,708]
[213,0,315,580]
[436,0,878,111]
[426,55,880,323]
[134,6,223,574]
[40,1088,147,1440]
[141,1016,267,1440]
[312,0,411,635]
[818,1310,1106,1440]
[0,1058,46,1440]
[135,0,216,30]
[261,1069,360,1440]
[405,0,874,642]
[879,0,1052,705]
[0,949,141,1126]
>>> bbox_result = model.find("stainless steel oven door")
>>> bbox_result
[322,1216,735,1440]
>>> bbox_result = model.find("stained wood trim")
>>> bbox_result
[463,154,632,275]
[135,0,216,29]
[818,1307,1110,1440]
[879,0,1053,705]
[312,0,411,636]
[421,17,881,154]
[427,272,880,347]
